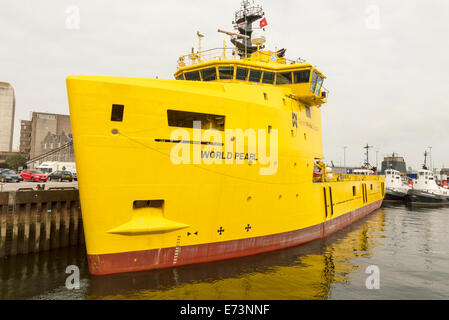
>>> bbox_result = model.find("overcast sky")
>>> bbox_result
[1,0,448,170]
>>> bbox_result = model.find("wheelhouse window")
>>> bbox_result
[176,74,184,80]
[310,71,318,93]
[185,71,201,81]
[249,70,262,82]
[262,71,275,84]
[293,70,311,83]
[218,66,234,80]
[315,76,324,95]
[276,72,292,85]
[236,67,249,81]
[200,67,217,81]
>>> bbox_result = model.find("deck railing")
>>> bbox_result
[177,48,305,68]
[235,5,264,23]
[314,174,383,183]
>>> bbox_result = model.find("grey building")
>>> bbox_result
[19,120,32,159]
[381,155,407,175]
[0,82,15,152]
[29,112,72,160]
[40,130,74,162]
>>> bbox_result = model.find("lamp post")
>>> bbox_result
[343,146,348,168]
[376,150,379,171]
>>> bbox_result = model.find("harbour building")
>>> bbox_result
[381,155,407,175]
[21,112,75,167]
[19,120,32,159]
[0,82,15,152]
[29,112,72,159]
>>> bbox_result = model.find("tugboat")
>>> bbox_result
[407,151,449,204]
[384,168,410,201]
[66,0,385,275]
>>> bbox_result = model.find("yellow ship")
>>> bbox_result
[66,0,385,275]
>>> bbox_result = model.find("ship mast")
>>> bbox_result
[390,152,396,169]
[423,150,428,170]
[232,0,265,56]
[363,144,373,169]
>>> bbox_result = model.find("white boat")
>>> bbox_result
[407,168,449,204]
[384,169,410,201]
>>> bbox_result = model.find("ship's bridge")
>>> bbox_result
[174,48,328,107]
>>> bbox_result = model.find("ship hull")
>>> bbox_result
[406,189,449,205]
[88,200,382,275]
[385,189,408,202]
[66,76,385,276]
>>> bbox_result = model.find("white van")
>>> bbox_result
[37,161,77,175]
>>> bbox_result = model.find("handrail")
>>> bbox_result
[178,48,245,68]
[235,5,264,22]
[314,174,382,183]
[177,47,306,68]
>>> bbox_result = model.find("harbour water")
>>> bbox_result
[1,203,449,300]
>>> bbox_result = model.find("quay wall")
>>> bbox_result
[0,189,84,258]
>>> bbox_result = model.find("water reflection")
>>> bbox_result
[2,204,449,300]
[0,245,88,300]
[87,209,387,300]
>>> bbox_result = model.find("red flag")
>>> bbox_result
[259,18,268,28]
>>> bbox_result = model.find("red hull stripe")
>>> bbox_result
[88,200,383,275]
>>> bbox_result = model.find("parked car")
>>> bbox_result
[0,169,23,183]
[48,170,73,182]
[20,169,48,182]
[72,172,77,181]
